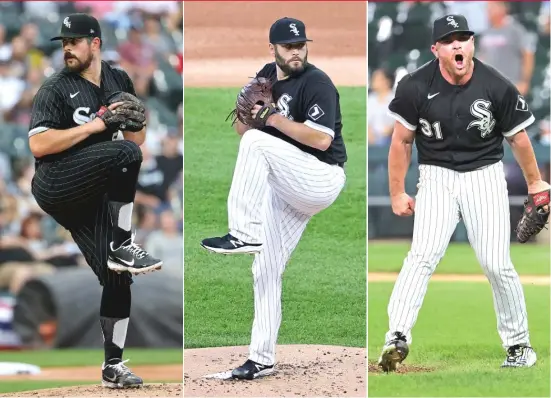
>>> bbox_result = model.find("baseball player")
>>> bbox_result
[378,14,550,372]
[28,14,162,388]
[201,17,347,379]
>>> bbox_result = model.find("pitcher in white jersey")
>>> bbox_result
[201,17,347,380]
[378,14,550,372]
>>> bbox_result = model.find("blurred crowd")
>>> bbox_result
[0,1,183,300]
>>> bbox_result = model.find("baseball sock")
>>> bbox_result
[100,284,131,363]
[108,161,141,248]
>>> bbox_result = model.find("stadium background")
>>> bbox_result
[368,2,550,396]
[0,1,183,393]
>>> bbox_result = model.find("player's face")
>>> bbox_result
[433,33,474,80]
[272,42,308,77]
[62,37,94,73]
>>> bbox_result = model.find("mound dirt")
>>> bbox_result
[368,361,433,375]
[184,344,366,397]
[1,383,182,397]
[0,364,182,397]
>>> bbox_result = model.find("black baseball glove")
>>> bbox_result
[515,189,550,243]
[226,77,278,129]
[97,91,146,132]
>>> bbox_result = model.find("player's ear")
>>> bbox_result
[92,37,101,50]
[269,43,275,56]
[430,44,438,58]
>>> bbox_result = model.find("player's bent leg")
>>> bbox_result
[380,165,460,371]
[458,162,533,366]
[202,129,344,255]
[32,141,162,274]
[101,142,162,274]
[32,140,142,211]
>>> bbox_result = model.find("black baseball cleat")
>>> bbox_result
[231,359,275,380]
[108,237,162,274]
[378,331,410,372]
[201,233,262,254]
[102,359,143,389]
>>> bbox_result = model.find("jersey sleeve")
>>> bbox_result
[497,82,535,137]
[28,86,64,137]
[387,75,419,131]
[301,79,337,138]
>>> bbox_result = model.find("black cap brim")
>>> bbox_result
[51,33,92,41]
[434,30,475,43]
[272,38,313,44]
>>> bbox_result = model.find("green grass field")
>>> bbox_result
[0,348,182,393]
[370,242,550,275]
[184,87,366,350]
[368,242,550,397]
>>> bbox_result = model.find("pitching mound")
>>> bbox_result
[1,383,182,397]
[184,344,366,397]
[368,361,433,375]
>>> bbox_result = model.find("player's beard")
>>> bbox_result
[275,49,308,78]
[64,52,93,74]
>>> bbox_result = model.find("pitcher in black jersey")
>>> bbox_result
[201,17,347,379]
[378,14,548,372]
[28,14,163,388]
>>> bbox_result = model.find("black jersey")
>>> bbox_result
[388,57,535,172]
[256,62,347,166]
[29,60,136,162]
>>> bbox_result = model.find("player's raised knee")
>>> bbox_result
[117,140,143,163]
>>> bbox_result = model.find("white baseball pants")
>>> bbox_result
[227,129,346,365]
[385,162,530,349]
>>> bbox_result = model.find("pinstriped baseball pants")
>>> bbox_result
[31,140,143,287]
[385,162,530,349]
[227,129,346,365]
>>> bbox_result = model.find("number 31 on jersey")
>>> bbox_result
[419,118,443,140]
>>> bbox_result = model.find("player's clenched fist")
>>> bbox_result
[391,193,415,217]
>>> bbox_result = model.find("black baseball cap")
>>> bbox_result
[51,13,102,42]
[269,17,313,44]
[432,14,474,43]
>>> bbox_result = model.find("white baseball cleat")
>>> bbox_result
[501,345,537,368]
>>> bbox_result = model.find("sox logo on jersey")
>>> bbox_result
[467,99,496,138]
[73,107,124,141]
[277,94,294,120]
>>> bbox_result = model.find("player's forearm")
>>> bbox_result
[388,134,413,197]
[266,114,331,151]
[29,119,104,158]
[507,131,542,185]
